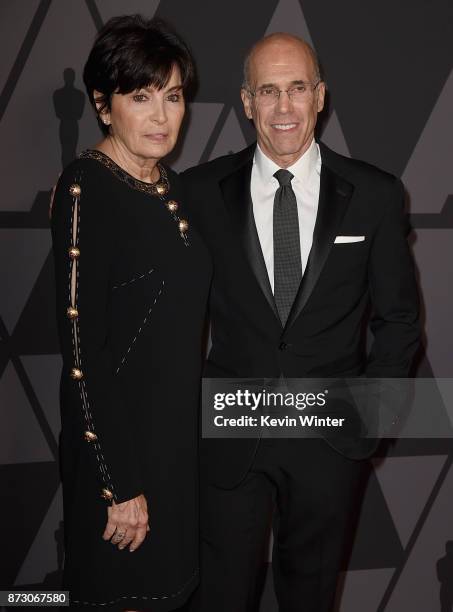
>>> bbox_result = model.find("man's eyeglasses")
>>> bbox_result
[248,81,321,106]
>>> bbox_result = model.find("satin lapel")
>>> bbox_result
[284,164,354,331]
[219,162,281,323]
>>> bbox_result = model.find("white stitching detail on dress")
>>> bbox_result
[115,280,164,374]
[112,268,154,290]
[81,380,116,494]
[71,568,198,605]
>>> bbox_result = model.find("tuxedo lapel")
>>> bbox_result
[219,153,281,324]
[284,162,354,331]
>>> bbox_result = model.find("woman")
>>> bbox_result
[51,15,211,610]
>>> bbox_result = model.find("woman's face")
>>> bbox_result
[100,65,185,163]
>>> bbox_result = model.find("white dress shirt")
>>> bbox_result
[251,138,321,293]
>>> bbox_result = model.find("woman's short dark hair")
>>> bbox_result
[83,15,196,135]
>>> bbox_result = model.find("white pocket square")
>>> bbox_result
[334,235,365,244]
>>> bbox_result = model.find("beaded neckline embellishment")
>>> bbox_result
[79,149,190,246]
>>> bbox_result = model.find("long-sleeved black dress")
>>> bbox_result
[51,149,211,610]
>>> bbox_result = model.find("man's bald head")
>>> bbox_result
[240,32,326,167]
[242,33,321,90]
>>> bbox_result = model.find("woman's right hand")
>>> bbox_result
[102,493,150,552]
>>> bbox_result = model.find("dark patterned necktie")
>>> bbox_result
[273,169,302,326]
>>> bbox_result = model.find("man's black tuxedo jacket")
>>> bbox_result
[182,142,420,488]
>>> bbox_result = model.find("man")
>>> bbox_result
[182,33,420,611]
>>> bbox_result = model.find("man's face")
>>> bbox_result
[241,38,325,167]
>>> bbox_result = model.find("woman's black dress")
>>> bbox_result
[51,150,211,610]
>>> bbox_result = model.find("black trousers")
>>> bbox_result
[191,438,370,612]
